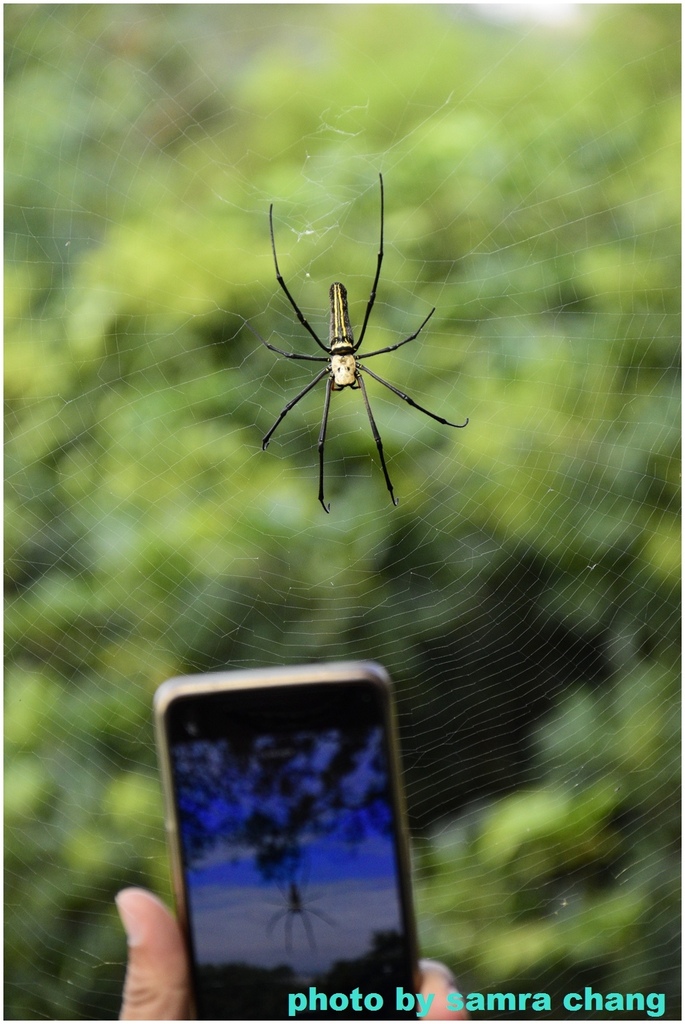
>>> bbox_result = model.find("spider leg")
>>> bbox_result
[355,173,384,351]
[306,906,337,928]
[284,914,294,956]
[299,911,318,952]
[356,371,399,507]
[267,908,289,935]
[358,307,435,359]
[357,363,469,428]
[270,205,330,355]
[262,367,330,449]
[246,321,328,362]
[317,376,333,513]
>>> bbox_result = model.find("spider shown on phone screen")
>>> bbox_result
[251,174,469,512]
[267,875,336,956]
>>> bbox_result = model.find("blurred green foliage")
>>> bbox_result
[5,4,679,1019]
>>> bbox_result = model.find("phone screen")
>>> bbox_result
[163,678,416,1019]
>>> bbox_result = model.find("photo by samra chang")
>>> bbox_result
[287,985,668,1019]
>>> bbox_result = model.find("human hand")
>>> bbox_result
[116,887,467,1020]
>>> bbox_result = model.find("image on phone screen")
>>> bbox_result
[164,679,416,1019]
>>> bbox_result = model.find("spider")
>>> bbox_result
[254,174,468,512]
[267,878,336,956]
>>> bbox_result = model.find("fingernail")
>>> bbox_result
[115,891,143,947]
[419,958,458,987]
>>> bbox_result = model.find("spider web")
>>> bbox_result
[5,4,680,1020]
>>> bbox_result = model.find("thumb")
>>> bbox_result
[420,958,469,1020]
[116,887,190,1020]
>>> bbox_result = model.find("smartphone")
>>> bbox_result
[154,661,419,1020]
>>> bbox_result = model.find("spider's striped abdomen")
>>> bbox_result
[329,282,355,353]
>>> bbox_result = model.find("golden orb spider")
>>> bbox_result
[266,878,336,955]
[254,174,468,512]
